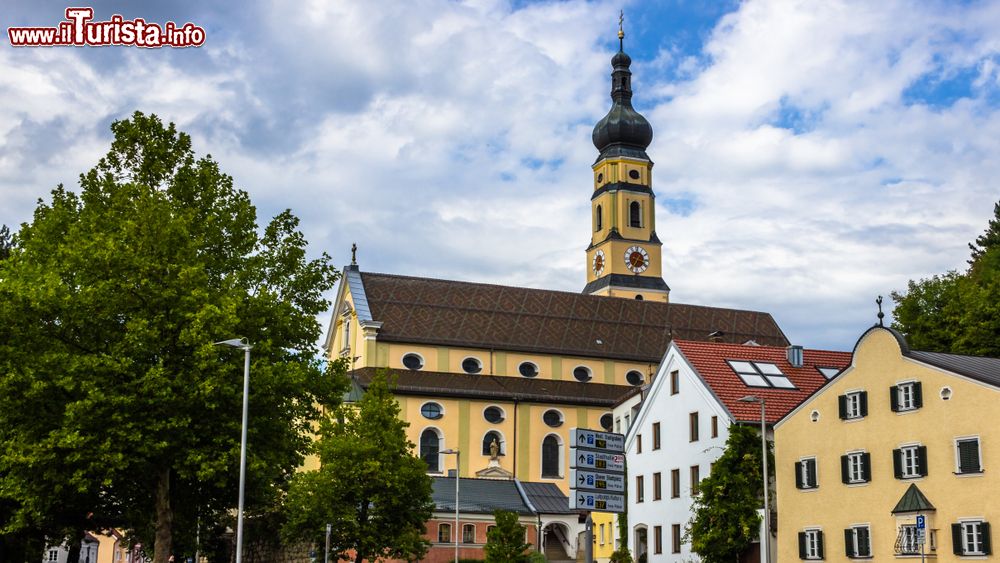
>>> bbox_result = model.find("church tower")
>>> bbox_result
[582,27,670,302]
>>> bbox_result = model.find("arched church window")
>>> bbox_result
[596,205,603,231]
[420,429,440,472]
[630,201,642,228]
[542,435,561,478]
[482,431,504,456]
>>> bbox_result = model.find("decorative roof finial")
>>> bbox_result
[618,10,625,50]
[876,295,885,327]
[351,243,357,265]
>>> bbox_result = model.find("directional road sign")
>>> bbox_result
[571,428,625,452]
[571,469,626,493]
[570,491,626,513]
[570,449,626,472]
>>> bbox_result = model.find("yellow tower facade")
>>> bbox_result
[583,43,669,303]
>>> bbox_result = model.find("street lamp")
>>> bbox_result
[214,338,252,563]
[441,449,460,563]
[738,395,769,563]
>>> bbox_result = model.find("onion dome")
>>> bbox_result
[592,45,653,161]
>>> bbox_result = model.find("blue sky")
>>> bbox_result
[2,0,1000,351]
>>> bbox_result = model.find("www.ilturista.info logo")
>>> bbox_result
[8,7,206,48]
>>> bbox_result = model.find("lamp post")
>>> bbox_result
[214,338,252,563]
[738,395,769,563]
[441,449,460,563]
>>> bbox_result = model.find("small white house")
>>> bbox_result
[619,339,850,562]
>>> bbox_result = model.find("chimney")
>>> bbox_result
[786,345,804,368]
[708,330,724,342]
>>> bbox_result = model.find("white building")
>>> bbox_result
[619,339,850,562]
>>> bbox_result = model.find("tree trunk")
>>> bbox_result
[154,468,173,563]
[65,530,84,563]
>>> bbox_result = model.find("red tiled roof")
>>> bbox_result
[360,272,789,362]
[673,340,852,424]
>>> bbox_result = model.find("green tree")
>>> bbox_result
[282,373,433,563]
[892,199,1000,356]
[687,424,772,563]
[0,224,12,261]
[0,112,343,563]
[484,510,531,563]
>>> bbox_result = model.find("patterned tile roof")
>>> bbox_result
[673,340,852,424]
[519,482,575,514]
[352,367,634,407]
[359,271,789,363]
[431,477,534,515]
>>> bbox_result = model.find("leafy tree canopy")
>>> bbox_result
[484,510,531,563]
[0,112,344,563]
[688,424,771,563]
[282,372,433,563]
[892,199,1000,356]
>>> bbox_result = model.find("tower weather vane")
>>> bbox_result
[351,243,357,265]
[876,295,885,327]
[618,10,625,49]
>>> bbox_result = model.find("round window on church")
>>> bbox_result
[421,402,443,420]
[519,362,539,378]
[402,353,424,370]
[543,409,563,428]
[626,370,644,386]
[573,366,592,382]
[600,413,613,431]
[629,169,640,180]
[462,357,483,374]
[484,406,504,424]
[597,173,604,183]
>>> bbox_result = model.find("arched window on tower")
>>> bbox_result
[596,205,603,231]
[420,429,440,472]
[542,435,561,478]
[630,201,642,228]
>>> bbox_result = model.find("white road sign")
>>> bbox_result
[570,428,625,452]
[570,491,626,513]
[570,449,626,472]
[571,469,626,493]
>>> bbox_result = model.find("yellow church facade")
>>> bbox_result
[322,30,791,561]
[775,326,999,561]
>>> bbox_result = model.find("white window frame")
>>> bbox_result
[900,445,920,478]
[799,456,818,489]
[482,405,505,424]
[850,524,871,558]
[846,391,863,419]
[897,381,917,411]
[804,528,822,559]
[401,352,425,370]
[461,356,483,374]
[848,451,866,483]
[540,433,564,479]
[960,520,987,555]
[955,436,983,475]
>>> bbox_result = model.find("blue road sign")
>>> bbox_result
[916,515,925,529]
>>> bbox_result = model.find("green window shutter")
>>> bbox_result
[841,455,849,484]
[959,440,982,473]
[982,522,992,555]
[917,445,928,476]
[892,448,903,479]
[807,458,818,488]
[890,385,900,412]
[859,391,868,417]
[861,452,872,482]
[838,395,847,419]
[913,381,923,408]
[799,532,807,559]
[817,530,825,559]
[844,528,854,558]
[953,523,964,555]
[795,461,804,489]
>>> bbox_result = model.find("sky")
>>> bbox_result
[2,0,999,351]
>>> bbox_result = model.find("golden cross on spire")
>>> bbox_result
[618,10,625,48]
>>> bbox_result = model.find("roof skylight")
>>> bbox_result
[726,360,797,389]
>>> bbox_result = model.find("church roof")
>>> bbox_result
[673,340,852,424]
[351,367,634,407]
[357,271,789,363]
[430,478,573,516]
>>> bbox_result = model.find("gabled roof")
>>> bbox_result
[352,367,633,407]
[892,483,936,513]
[673,340,852,424]
[907,349,1000,389]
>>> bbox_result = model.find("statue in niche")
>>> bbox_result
[489,437,500,460]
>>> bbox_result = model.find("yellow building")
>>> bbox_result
[322,30,791,562]
[775,326,999,561]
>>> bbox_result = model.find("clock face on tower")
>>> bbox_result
[592,250,606,276]
[624,245,650,274]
